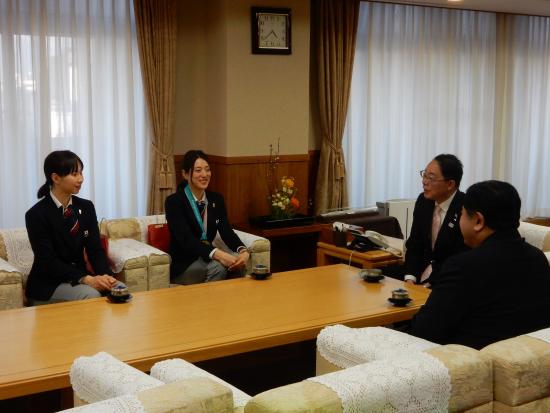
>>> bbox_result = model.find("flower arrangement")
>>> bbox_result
[270,176,300,219]
[267,139,300,220]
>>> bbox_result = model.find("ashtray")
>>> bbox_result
[107,293,132,303]
[388,297,412,307]
[251,264,271,280]
[359,269,384,283]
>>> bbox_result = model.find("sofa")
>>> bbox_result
[0,215,270,310]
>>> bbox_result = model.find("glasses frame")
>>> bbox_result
[419,170,448,183]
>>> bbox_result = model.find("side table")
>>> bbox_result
[316,241,402,269]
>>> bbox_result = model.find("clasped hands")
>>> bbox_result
[82,274,118,291]
[214,249,249,272]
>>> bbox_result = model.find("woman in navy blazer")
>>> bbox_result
[165,150,249,284]
[25,150,118,303]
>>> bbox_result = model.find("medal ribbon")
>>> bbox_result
[184,185,207,241]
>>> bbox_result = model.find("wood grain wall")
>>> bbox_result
[174,151,320,225]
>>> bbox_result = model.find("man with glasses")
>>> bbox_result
[403,154,466,286]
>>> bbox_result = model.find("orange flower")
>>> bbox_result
[290,197,300,209]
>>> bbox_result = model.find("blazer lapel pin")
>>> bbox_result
[84,230,89,237]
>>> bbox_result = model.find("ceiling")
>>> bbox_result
[373,0,550,16]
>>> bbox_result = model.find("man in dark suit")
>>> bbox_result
[410,180,550,349]
[404,154,466,286]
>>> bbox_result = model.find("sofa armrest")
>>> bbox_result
[108,239,170,291]
[0,258,24,310]
[519,221,550,252]
[213,230,271,274]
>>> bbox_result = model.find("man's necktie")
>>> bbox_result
[431,205,442,249]
[63,205,80,236]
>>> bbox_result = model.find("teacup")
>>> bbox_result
[359,268,383,281]
[391,288,409,300]
[110,285,129,297]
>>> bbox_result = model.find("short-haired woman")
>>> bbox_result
[25,150,119,304]
[165,150,249,285]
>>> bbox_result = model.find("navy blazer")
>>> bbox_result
[404,191,467,284]
[25,195,112,301]
[410,230,550,349]
[165,183,244,279]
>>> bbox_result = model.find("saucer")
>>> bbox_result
[362,274,385,283]
[107,293,132,303]
[388,297,411,307]
[250,272,271,280]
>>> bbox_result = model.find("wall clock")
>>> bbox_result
[251,7,291,55]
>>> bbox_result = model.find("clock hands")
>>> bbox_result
[262,29,279,40]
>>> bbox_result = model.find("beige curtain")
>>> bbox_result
[134,0,177,214]
[314,0,359,214]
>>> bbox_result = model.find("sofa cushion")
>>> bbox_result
[103,218,141,241]
[519,222,550,252]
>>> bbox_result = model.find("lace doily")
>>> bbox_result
[309,352,451,413]
[70,352,162,404]
[134,215,166,244]
[150,358,251,408]
[519,222,549,250]
[527,327,550,345]
[0,228,33,275]
[0,257,21,273]
[317,325,440,369]
[60,394,145,413]
[108,238,166,273]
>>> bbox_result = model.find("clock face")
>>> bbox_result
[258,13,288,49]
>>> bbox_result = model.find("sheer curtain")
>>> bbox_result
[0,0,149,228]
[497,14,550,217]
[345,1,550,217]
[343,1,497,208]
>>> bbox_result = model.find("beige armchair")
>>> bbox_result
[65,351,233,412]
[480,327,550,412]
[246,344,493,413]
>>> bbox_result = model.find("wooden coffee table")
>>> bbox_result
[0,264,429,400]
[317,241,403,269]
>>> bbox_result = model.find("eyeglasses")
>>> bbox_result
[419,170,448,183]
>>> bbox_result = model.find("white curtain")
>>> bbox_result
[0,0,149,228]
[344,2,496,208]
[497,15,550,217]
[345,1,550,217]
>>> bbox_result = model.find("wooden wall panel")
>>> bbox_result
[174,153,315,225]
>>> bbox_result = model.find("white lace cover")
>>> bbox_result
[60,394,145,413]
[135,215,166,244]
[150,358,251,408]
[108,238,166,273]
[0,228,33,275]
[527,327,550,344]
[70,352,162,404]
[317,325,440,369]
[309,352,451,413]
[518,222,549,250]
[0,257,21,273]
[545,252,550,264]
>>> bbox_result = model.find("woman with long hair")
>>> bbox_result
[165,150,249,284]
[25,150,119,304]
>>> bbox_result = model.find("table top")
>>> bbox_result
[0,264,429,399]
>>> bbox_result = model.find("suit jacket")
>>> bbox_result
[165,183,244,279]
[409,230,550,349]
[404,191,466,284]
[25,195,112,301]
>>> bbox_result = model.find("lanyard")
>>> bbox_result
[184,185,207,241]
